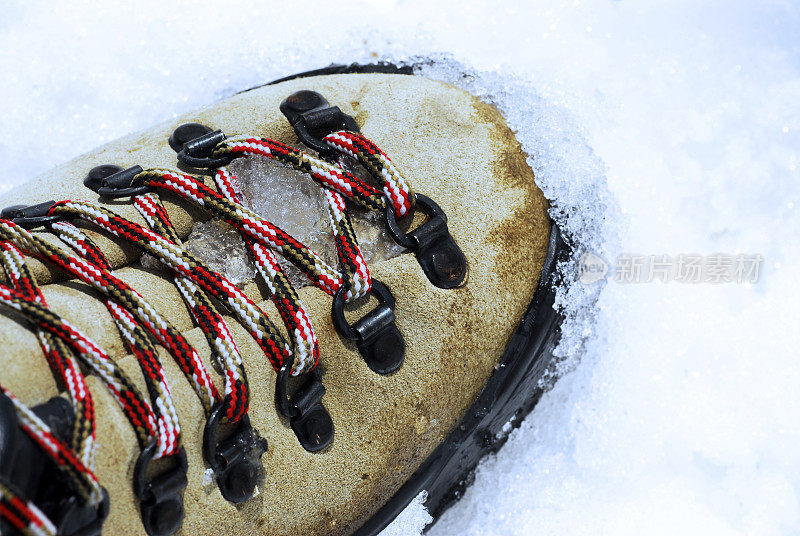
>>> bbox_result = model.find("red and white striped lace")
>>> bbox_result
[46,200,294,377]
[0,220,217,447]
[84,130,416,375]
[210,131,415,370]
[48,221,181,458]
[210,130,415,297]
[0,246,109,511]
[91,163,369,376]
[0,240,97,467]
[128,168,349,300]
[132,193,249,422]
[0,473,57,536]
[214,137,375,301]
[213,168,320,374]
[322,131,414,218]
[0,124,418,532]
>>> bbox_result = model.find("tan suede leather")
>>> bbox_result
[0,73,550,535]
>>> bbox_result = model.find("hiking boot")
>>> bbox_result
[0,63,564,536]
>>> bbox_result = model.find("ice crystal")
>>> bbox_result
[185,155,405,288]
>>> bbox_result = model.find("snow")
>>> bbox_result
[379,492,433,536]
[2,1,799,535]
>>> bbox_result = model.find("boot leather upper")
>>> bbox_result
[0,73,550,536]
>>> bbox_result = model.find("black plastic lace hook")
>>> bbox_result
[384,193,468,289]
[280,90,360,157]
[202,402,268,504]
[165,123,232,169]
[81,164,153,199]
[331,278,406,375]
[274,356,335,453]
[133,442,188,536]
[1,201,62,229]
[0,393,110,536]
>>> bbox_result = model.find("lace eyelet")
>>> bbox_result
[83,165,153,199]
[167,124,233,169]
[202,402,268,504]
[133,442,188,536]
[275,358,335,453]
[331,279,406,375]
[280,90,360,157]
[1,201,62,229]
[384,193,468,289]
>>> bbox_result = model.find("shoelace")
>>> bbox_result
[0,220,215,534]
[0,213,265,535]
[0,239,97,468]
[0,387,100,536]
[100,165,367,305]
[46,200,292,377]
[4,198,276,498]
[213,167,319,373]
[0,90,468,536]
[0,220,218,422]
[0,473,57,536]
[0,242,110,534]
[132,194,249,424]
[48,221,181,459]
[91,131,416,374]
[130,193,268,507]
[322,130,414,218]
[185,129,416,373]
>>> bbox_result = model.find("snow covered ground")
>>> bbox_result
[2,1,799,535]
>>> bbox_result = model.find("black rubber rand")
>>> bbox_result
[353,224,566,535]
